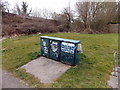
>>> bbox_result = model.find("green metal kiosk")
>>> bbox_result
[40,36,82,66]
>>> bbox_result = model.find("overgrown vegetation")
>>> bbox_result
[2,12,67,37]
[1,1,119,37]
[74,2,118,33]
[2,33,118,88]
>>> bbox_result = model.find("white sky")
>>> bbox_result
[5,0,119,14]
[6,0,78,13]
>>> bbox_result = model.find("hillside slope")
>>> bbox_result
[2,12,65,37]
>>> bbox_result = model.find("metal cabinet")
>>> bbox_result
[40,36,81,66]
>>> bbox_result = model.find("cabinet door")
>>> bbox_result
[60,42,76,65]
[49,40,60,60]
[41,38,49,57]
[60,52,75,65]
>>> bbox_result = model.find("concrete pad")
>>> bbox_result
[21,57,71,84]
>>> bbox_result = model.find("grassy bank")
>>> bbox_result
[2,33,118,88]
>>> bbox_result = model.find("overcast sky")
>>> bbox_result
[5,0,119,14]
[6,0,79,13]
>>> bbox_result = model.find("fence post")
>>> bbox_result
[113,52,118,76]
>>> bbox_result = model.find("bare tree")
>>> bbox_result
[60,7,74,30]
[76,2,91,29]
[32,8,52,19]
[51,12,59,20]
[21,2,32,16]
[75,1,118,33]
[41,9,52,19]
[16,4,21,15]
[21,2,28,15]
[32,9,42,17]
[14,1,32,16]
[0,1,9,13]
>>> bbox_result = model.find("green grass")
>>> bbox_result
[15,68,44,88]
[2,33,118,88]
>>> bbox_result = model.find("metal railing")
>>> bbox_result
[114,51,118,76]
[114,51,120,89]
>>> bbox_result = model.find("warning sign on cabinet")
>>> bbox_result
[61,42,75,54]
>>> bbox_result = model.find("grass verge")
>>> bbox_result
[2,33,118,88]
[15,68,44,88]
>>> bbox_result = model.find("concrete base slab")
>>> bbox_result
[20,57,71,84]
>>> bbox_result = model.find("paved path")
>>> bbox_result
[1,69,29,88]
[107,67,119,88]
[108,75,118,88]
[21,57,71,84]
